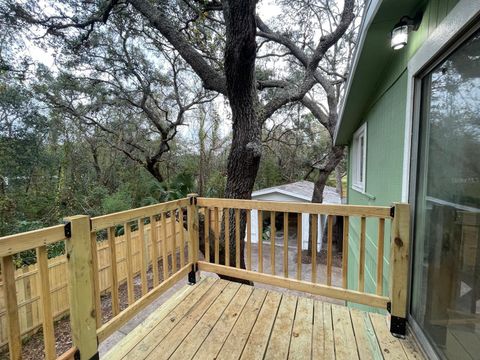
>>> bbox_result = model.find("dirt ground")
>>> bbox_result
[1,235,344,359]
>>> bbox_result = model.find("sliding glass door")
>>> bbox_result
[411,28,480,359]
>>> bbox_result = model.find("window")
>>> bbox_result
[352,123,367,192]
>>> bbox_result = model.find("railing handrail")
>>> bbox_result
[197,197,393,218]
[91,197,190,231]
[0,224,66,257]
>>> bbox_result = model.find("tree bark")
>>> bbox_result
[220,0,260,275]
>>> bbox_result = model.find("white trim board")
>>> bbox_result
[401,0,480,202]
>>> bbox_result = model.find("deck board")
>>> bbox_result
[103,276,426,360]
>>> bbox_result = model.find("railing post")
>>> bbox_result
[389,203,410,337]
[64,215,99,359]
[187,193,200,284]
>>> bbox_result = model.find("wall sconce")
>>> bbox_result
[390,15,421,50]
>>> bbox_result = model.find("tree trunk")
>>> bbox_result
[220,0,259,281]
[308,145,345,256]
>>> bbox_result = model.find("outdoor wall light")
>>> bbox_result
[390,15,421,50]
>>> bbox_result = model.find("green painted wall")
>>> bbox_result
[345,0,459,312]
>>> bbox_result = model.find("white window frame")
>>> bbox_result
[351,123,367,192]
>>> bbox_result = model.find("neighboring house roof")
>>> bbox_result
[252,181,341,204]
[334,0,422,145]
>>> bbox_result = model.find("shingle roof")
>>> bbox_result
[252,181,341,204]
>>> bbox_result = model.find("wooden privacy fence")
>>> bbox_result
[0,217,187,349]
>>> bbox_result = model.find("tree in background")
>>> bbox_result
[2,0,357,269]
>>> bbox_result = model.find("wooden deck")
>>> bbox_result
[103,276,425,360]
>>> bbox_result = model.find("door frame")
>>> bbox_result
[403,1,480,358]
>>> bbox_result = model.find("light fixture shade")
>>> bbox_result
[391,25,409,50]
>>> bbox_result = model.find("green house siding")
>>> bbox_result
[345,0,459,311]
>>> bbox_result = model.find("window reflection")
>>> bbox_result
[412,28,480,360]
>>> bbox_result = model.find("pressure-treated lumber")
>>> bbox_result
[149,217,159,287]
[125,222,135,305]
[235,208,240,268]
[359,216,366,292]
[108,226,121,315]
[342,216,349,289]
[139,219,148,295]
[377,218,385,296]
[246,210,251,270]
[2,255,21,360]
[90,231,102,328]
[197,262,389,308]
[37,246,56,360]
[258,210,263,273]
[0,224,65,257]
[297,213,302,281]
[283,212,288,278]
[389,203,411,320]
[97,263,192,343]
[197,198,392,218]
[91,198,189,231]
[64,215,98,359]
[327,215,334,286]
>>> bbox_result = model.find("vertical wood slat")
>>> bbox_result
[124,222,135,305]
[149,216,160,287]
[342,216,349,289]
[258,210,263,273]
[283,212,289,278]
[376,218,385,296]
[108,227,120,315]
[170,210,177,272]
[297,213,302,281]
[358,217,367,292]
[204,208,210,263]
[178,208,185,268]
[2,255,22,360]
[214,207,220,264]
[327,215,334,286]
[161,213,169,280]
[90,232,102,328]
[311,214,317,283]
[138,219,148,296]
[235,209,240,268]
[225,209,230,267]
[270,211,276,276]
[187,194,200,270]
[37,246,56,360]
[246,210,251,271]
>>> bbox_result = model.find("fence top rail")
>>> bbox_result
[197,197,393,218]
[91,198,190,232]
[0,224,66,257]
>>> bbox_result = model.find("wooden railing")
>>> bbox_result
[194,197,410,336]
[0,194,410,359]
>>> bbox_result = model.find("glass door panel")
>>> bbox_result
[411,28,480,359]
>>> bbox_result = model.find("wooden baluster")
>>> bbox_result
[138,219,148,295]
[214,207,220,264]
[90,231,102,328]
[161,213,169,280]
[204,208,210,263]
[2,255,21,360]
[258,210,263,273]
[170,211,177,272]
[376,218,385,296]
[225,209,230,267]
[283,212,289,278]
[358,217,366,292]
[64,215,98,359]
[124,222,134,304]
[327,215,334,286]
[342,216,349,289]
[187,194,200,269]
[178,208,185,268]
[37,246,56,360]
[297,213,302,281]
[270,211,276,275]
[149,216,160,287]
[311,214,317,283]
[235,209,241,268]
[246,210,252,271]
[108,227,120,315]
